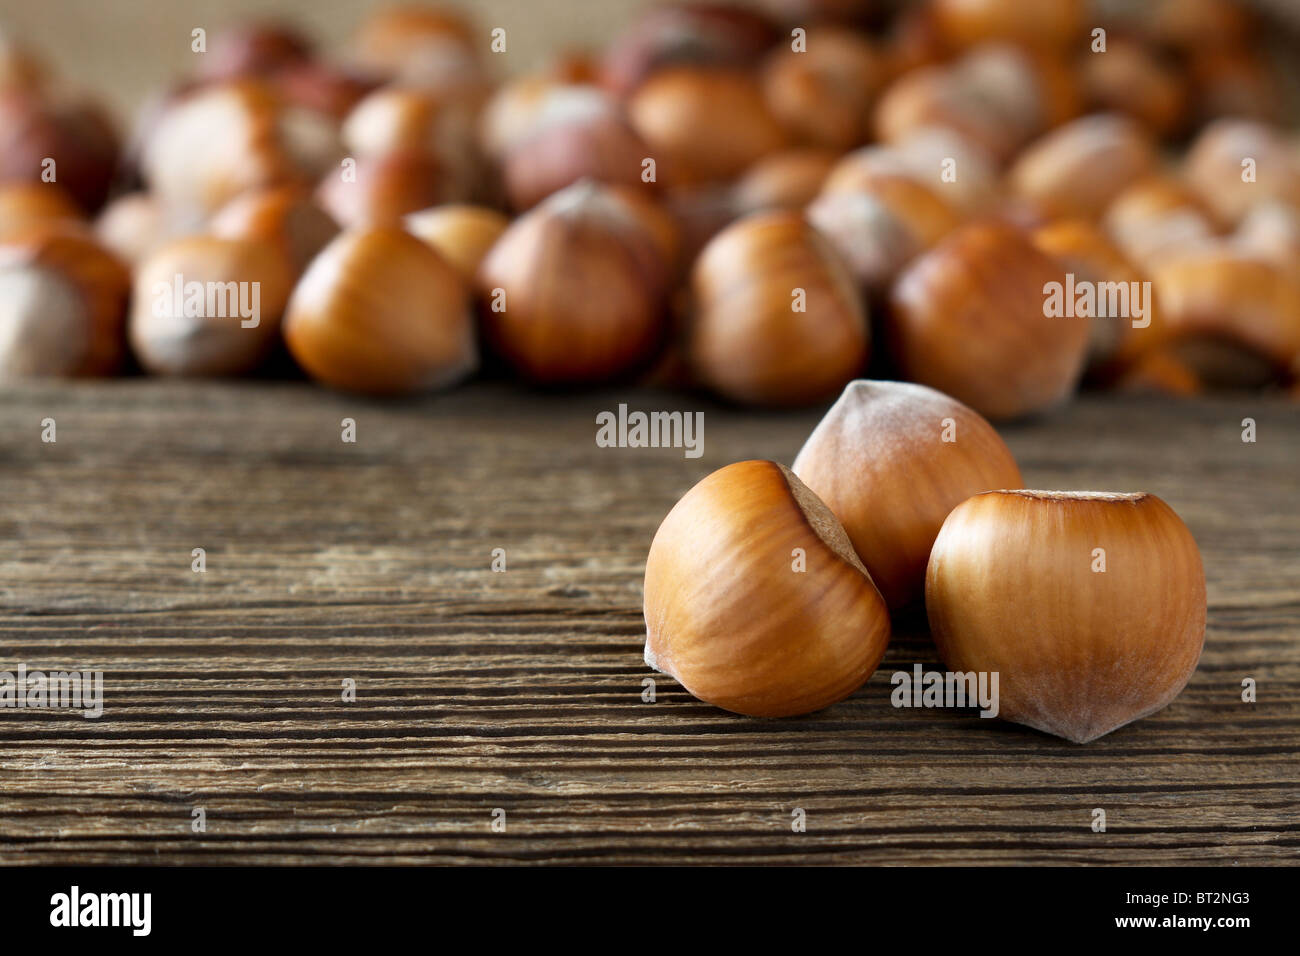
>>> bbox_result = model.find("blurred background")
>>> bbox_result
[3,0,1300,407]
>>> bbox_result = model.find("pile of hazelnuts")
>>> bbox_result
[0,0,1297,409]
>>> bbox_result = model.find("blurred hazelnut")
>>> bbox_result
[1080,36,1188,138]
[403,203,508,284]
[0,226,129,378]
[1103,175,1221,268]
[140,80,300,218]
[1030,218,1164,378]
[94,192,203,265]
[807,172,960,295]
[688,209,868,405]
[197,22,314,81]
[476,180,672,383]
[888,221,1091,419]
[0,90,119,213]
[929,0,1085,51]
[733,147,839,214]
[316,151,456,229]
[600,2,778,97]
[760,26,882,151]
[823,127,998,215]
[129,235,294,376]
[1151,242,1300,388]
[0,182,83,236]
[628,66,786,186]
[284,225,477,394]
[1008,114,1159,221]
[210,184,339,276]
[350,4,487,94]
[502,110,652,210]
[1183,119,1300,228]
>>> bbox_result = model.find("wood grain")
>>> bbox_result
[0,381,1296,865]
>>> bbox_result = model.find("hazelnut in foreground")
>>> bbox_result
[284,225,477,395]
[644,460,891,717]
[926,490,1206,743]
[793,380,1023,609]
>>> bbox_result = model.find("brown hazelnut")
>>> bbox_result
[688,209,868,405]
[600,3,778,97]
[732,147,839,215]
[0,89,119,213]
[1008,114,1159,221]
[759,26,883,151]
[643,459,891,717]
[628,66,786,187]
[316,150,456,229]
[476,180,671,384]
[807,172,961,295]
[793,379,1023,608]
[0,226,129,378]
[130,235,294,376]
[284,225,477,395]
[403,203,509,284]
[210,184,339,275]
[888,221,1092,419]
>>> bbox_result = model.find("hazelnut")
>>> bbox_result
[0,226,129,378]
[94,192,202,266]
[807,171,961,296]
[477,181,671,384]
[1030,218,1163,377]
[316,150,456,228]
[688,209,868,405]
[211,184,339,276]
[403,203,509,285]
[139,80,300,218]
[644,459,891,717]
[129,235,294,377]
[732,147,839,215]
[1008,114,1159,221]
[0,182,83,236]
[0,89,119,213]
[349,4,487,94]
[284,225,477,395]
[1080,36,1188,138]
[1149,242,1300,388]
[793,380,1023,608]
[600,3,778,97]
[929,0,1086,51]
[887,221,1091,419]
[1183,118,1300,227]
[501,109,652,211]
[759,26,882,151]
[627,66,786,187]
[1102,175,1221,269]
[341,85,481,197]
[927,490,1206,743]
[822,127,998,216]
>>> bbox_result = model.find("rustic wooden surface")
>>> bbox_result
[0,381,1296,865]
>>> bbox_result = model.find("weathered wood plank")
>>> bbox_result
[0,381,1296,864]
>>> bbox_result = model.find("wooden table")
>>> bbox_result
[0,381,1296,865]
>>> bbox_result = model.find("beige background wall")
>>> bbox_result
[4,0,664,122]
